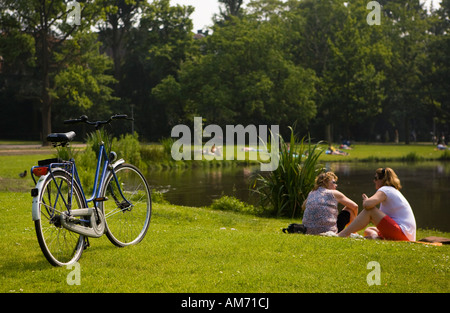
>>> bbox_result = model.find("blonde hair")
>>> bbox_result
[376,167,402,190]
[313,172,338,190]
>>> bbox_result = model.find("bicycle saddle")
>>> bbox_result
[47,131,76,145]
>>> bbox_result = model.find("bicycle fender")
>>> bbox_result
[32,173,50,221]
[111,158,125,169]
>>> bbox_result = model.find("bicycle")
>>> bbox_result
[30,114,152,266]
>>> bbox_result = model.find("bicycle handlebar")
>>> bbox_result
[64,114,133,128]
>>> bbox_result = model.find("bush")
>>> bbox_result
[151,191,168,204]
[75,146,97,193]
[251,127,324,218]
[401,152,423,162]
[439,150,450,161]
[210,196,261,215]
[85,128,112,158]
[112,132,146,171]
[160,137,175,158]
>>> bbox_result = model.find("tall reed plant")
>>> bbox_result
[252,128,324,218]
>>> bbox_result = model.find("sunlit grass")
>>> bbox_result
[0,191,448,293]
[318,143,445,162]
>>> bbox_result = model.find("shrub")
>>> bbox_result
[210,196,261,215]
[251,127,324,218]
[401,152,423,162]
[160,137,175,158]
[439,150,450,161]
[112,132,146,171]
[85,128,113,158]
[151,191,168,204]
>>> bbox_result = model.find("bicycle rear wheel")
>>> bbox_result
[100,163,151,247]
[34,170,87,266]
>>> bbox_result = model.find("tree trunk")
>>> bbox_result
[404,114,410,145]
[40,2,51,146]
[41,89,51,146]
[41,41,52,146]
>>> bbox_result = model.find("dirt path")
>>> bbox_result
[0,144,85,155]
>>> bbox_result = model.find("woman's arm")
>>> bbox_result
[333,190,358,212]
[362,190,387,210]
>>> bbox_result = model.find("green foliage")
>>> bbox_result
[252,127,324,218]
[139,145,168,167]
[153,15,318,129]
[55,145,75,162]
[75,147,97,193]
[401,152,424,163]
[1,0,450,145]
[84,129,145,171]
[120,0,195,138]
[160,137,176,158]
[439,150,450,161]
[85,128,113,158]
[112,132,146,171]
[0,0,111,144]
[151,190,169,204]
[0,27,35,68]
[210,195,262,215]
[52,32,117,110]
[58,130,147,192]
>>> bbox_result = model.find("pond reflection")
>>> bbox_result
[147,162,450,232]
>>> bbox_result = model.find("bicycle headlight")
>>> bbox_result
[109,151,117,162]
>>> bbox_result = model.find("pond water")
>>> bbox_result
[146,162,450,232]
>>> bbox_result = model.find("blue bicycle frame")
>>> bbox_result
[31,142,128,215]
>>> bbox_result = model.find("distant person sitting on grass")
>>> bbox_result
[338,168,416,241]
[302,172,358,235]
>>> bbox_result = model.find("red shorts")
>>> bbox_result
[376,215,410,241]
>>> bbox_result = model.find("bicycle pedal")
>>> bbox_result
[94,197,108,202]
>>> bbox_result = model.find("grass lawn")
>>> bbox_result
[0,190,449,293]
[0,146,449,294]
[318,143,449,162]
[0,154,53,192]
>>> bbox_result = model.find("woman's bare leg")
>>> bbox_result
[364,227,382,239]
[343,205,358,224]
[338,208,386,237]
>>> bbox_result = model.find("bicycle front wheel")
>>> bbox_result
[34,170,87,266]
[101,163,151,247]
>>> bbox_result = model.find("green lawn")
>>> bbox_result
[318,143,448,162]
[0,191,448,293]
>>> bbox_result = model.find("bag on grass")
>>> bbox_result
[282,223,307,234]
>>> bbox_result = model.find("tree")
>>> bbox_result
[379,0,431,143]
[97,0,147,84]
[120,0,195,140]
[51,31,117,128]
[153,16,317,133]
[426,0,450,139]
[283,0,349,142]
[322,1,387,141]
[217,0,244,20]
[0,0,104,144]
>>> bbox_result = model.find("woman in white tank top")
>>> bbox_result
[338,168,416,241]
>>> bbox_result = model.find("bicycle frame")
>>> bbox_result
[31,140,127,219]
